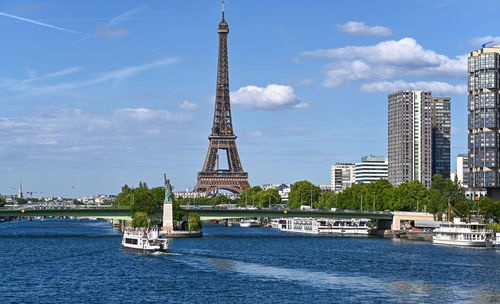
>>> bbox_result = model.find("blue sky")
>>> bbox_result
[0,0,499,197]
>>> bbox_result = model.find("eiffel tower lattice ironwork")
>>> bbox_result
[194,5,250,194]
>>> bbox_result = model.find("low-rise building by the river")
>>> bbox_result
[331,163,355,193]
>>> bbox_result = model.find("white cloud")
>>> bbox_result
[115,108,176,121]
[179,100,200,111]
[246,131,262,137]
[322,60,374,88]
[301,37,466,88]
[360,80,466,95]
[0,108,193,164]
[231,84,307,111]
[336,21,392,36]
[0,57,178,98]
[45,66,82,78]
[469,36,500,47]
[91,57,178,83]
[302,38,458,69]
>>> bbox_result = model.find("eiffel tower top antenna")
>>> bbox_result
[222,0,225,20]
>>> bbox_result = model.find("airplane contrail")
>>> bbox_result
[69,4,147,47]
[109,4,148,26]
[0,11,80,34]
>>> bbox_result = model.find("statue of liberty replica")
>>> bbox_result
[162,173,174,232]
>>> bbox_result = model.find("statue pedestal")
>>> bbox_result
[162,202,174,232]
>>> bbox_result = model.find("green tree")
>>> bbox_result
[448,177,467,206]
[131,188,156,215]
[132,212,149,228]
[0,196,6,207]
[472,197,494,218]
[288,181,320,208]
[173,200,184,222]
[255,189,281,207]
[238,186,262,206]
[367,179,394,211]
[318,192,336,209]
[484,201,500,220]
[454,200,469,216]
[211,194,238,205]
[427,189,447,215]
[150,187,165,208]
[186,213,202,231]
[392,180,428,211]
[116,184,133,206]
[427,174,467,215]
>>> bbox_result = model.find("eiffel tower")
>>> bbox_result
[194,4,250,194]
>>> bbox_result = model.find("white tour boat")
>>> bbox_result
[121,227,170,253]
[432,218,488,247]
[239,219,261,227]
[485,228,500,249]
[273,217,371,235]
[317,218,371,235]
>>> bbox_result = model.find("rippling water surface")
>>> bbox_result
[0,219,499,303]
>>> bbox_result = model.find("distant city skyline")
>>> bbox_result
[1,0,499,197]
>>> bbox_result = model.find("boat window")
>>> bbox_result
[125,238,138,245]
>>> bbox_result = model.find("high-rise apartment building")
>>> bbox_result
[456,154,469,188]
[467,46,500,198]
[388,90,432,188]
[354,156,388,184]
[331,163,355,193]
[431,97,451,179]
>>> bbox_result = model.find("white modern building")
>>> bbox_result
[354,156,388,184]
[331,163,355,193]
[456,154,468,187]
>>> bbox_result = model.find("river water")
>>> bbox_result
[0,219,498,303]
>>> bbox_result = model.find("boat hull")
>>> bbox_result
[317,228,370,235]
[485,236,500,249]
[121,244,170,253]
[240,223,260,228]
[432,238,485,247]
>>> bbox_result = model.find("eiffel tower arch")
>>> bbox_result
[193,5,250,195]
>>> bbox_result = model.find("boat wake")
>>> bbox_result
[167,252,493,303]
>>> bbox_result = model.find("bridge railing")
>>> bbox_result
[180,205,393,215]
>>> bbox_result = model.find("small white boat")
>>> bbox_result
[121,227,170,253]
[486,230,500,249]
[432,218,488,247]
[239,219,260,227]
